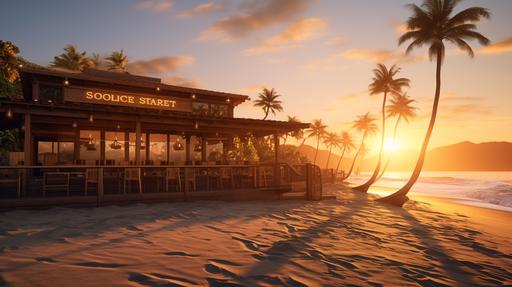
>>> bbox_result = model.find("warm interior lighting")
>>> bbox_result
[6,108,12,118]
[156,87,160,91]
[110,136,122,150]
[72,121,77,128]
[86,134,96,151]
[64,79,69,86]
[140,136,145,150]
[226,98,231,103]
[194,141,202,152]
[191,94,196,100]
[88,114,94,123]
[194,122,199,129]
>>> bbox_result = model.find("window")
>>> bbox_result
[39,84,62,103]
[211,104,228,117]
[192,102,209,116]
[80,130,100,163]
[105,131,125,163]
[150,134,168,163]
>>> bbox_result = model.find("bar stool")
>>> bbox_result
[124,168,142,193]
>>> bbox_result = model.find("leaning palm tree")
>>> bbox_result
[0,40,21,83]
[308,119,327,165]
[253,88,283,120]
[335,131,356,177]
[323,132,340,169]
[378,0,490,206]
[341,113,378,180]
[353,64,410,192]
[106,50,128,71]
[378,93,417,179]
[51,44,90,71]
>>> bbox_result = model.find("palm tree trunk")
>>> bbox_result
[282,134,288,146]
[335,146,347,175]
[325,146,333,169]
[378,115,401,180]
[377,51,442,207]
[353,91,388,192]
[299,137,307,148]
[313,136,320,165]
[340,133,367,181]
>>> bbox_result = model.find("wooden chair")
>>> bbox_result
[0,169,22,198]
[165,167,182,192]
[124,168,142,193]
[184,168,196,192]
[43,172,70,197]
[85,168,98,196]
[219,167,234,189]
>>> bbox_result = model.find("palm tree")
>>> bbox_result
[341,113,378,180]
[89,53,102,69]
[253,88,283,120]
[0,40,21,83]
[335,131,356,177]
[378,93,417,178]
[323,132,341,169]
[106,50,128,71]
[282,116,300,145]
[307,119,327,165]
[353,64,410,192]
[378,0,490,206]
[51,45,90,71]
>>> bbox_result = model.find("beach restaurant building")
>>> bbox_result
[0,67,319,208]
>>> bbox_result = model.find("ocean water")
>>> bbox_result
[347,171,512,212]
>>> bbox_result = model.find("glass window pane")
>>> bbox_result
[192,102,209,116]
[80,130,100,164]
[129,133,147,162]
[211,104,228,117]
[169,135,186,164]
[58,142,74,164]
[105,131,125,163]
[149,134,167,163]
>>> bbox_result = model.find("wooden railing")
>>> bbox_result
[0,163,323,208]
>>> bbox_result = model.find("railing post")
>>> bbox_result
[183,167,189,201]
[97,167,104,207]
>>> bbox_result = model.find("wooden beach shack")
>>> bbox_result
[0,67,322,208]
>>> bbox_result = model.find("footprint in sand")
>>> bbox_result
[231,236,259,252]
[164,251,199,257]
[128,272,192,287]
[75,261,126,268]
[36,257,57,263]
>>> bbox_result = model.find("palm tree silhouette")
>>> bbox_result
[323,132,341,169]
[0,40,21,83]
[378,0,490,206]
[378,93,417,179]
[253,88,283,120]
[51,45,90,71]
[107,50,128,71]
[341,113,378,180]
[335,131,356,177]
[89,53,102,69]
[307,119,327,165]
[282,116,300,145]
[353,64,410,192]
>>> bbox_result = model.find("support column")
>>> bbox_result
[22,113,32,197]
[135,121,141,165]
[124,131,129,162]
[201,137,207,162]
[145,132,150,163]
[74,127,80,163]
[166,133,170,164]
[23,113,32,166]
[100,129,105,164]
[185,136,191,164]
[274,132,280,186]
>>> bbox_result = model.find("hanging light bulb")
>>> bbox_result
[140,136,145,150]
[194,122,199,129]
[191,94,196,100]
[72,121,77,128]
[86,133,96,151]
[173,136,184,151]
[226,98,231,103]
[89,114,94,123]
[194,140,202,152]
[64,79,69,86]
[110,135,122,150]
[156,87,160,92]
[116,124,121,130]
[6,108,12,118]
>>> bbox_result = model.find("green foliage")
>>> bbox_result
[0,129,23,165]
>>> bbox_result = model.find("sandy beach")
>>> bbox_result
[1,186,511,287]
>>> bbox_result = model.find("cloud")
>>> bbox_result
[127,56,194,75]
[239,84,266,94]
[243,18,327,55]
[135,0,174,12]
[304,55,348,71]
[178,2,224,18]
[481,37,512,55]
[199,0,308,41]
[341,49,424,63]
[163,76,200,88]
[325,36,349,48]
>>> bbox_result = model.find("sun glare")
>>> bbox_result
[384,139,399,152]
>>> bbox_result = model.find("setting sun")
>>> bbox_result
[384,138,399,152]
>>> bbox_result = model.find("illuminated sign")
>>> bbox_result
[64,87,192,112]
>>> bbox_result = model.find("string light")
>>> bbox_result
[156,87,160,92]
[6,108,13,118]
[64,79,69,86]
[226,98,231,103]
[88,114,94,123]
[191,94,196,100]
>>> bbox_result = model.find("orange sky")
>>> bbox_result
[2,0,511,156]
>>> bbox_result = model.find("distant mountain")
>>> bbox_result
[297,141,512,171]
